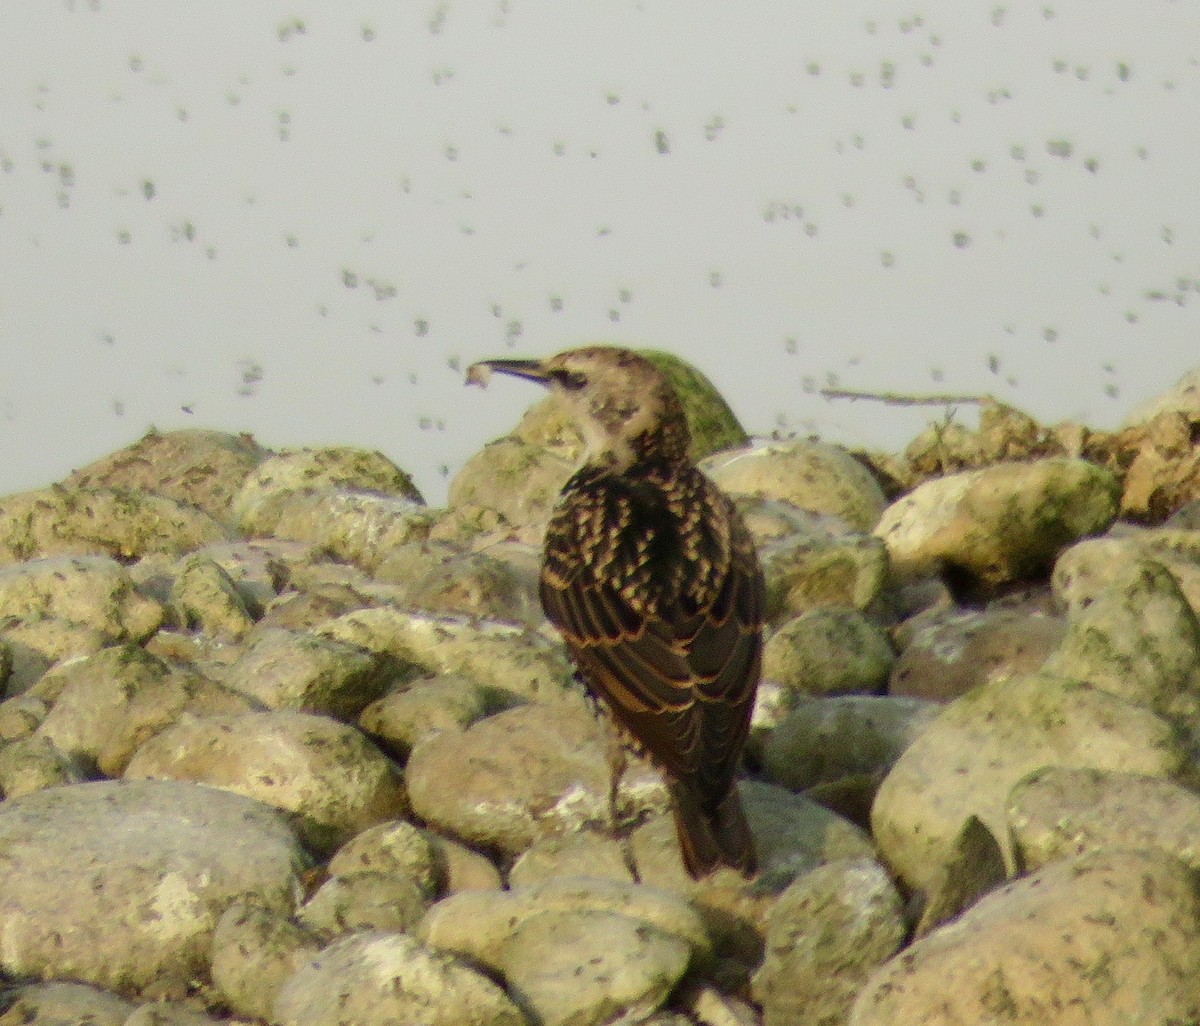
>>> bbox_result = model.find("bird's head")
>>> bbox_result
[467,345,690,471]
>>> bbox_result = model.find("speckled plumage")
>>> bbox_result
[469,346,763,877]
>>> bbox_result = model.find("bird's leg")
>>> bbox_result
[602,717,642,883]
[604,720,627,832]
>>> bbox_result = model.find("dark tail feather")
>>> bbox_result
[669,781,756,879]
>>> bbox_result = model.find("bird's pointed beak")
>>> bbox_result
[465,358,551,389]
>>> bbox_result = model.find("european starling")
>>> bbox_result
[467,345,763,877]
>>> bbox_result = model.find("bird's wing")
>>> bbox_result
[541,503,763,792]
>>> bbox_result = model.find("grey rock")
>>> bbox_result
[503,909,691,1026]
[210,898,322,1022]
[873,457,1119,594]
[406,701,667,858]
[752,858,906,1026]
[246,488,434,571]
[0,982,135,1026]
[1008,765,1200,873]
[318,607,576,705]
[676,985,761,1026]
[298,871,431,939]
[871,670,1187,891]
[169,554,255,639]
[64,427,268,522]
[419,875,711,973]
[424,831,504,894]
[124,710,407,853]
[0,693,48,742]
[849,849,1200,1026]
[509,832,637,887]
[760,695,940,792]
[257,575,377,632]
[34,643,252,776]
[1121,365,1200,427]
[233,445,424,532]
[763,606,895,699]
[273,930,526,1026]
[0,555,162,641]
[221,626,389,719]
[759,527,888,623]
[359,673,499,758]
[1045,550,1200,720]
[0,487,231,565]
[729,777,883,883]
[447,436,575,533]
[737,499,856,546]
[1166,500,1200,530]
[327,819,440,897]
[173,538,297,613]
[702,440,888,534]
[633,780,876,895]
[0,735,91,798]
[1056,530,1200,621]
[889,606,1067,702]
[0,779,305,997]
[374,540,545,625]
[913,814,1007,937]
[0,618,112,695]
[1050,536,1154,611]
[124,1001,228,1026]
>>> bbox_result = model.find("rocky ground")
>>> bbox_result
[1,360,1200,1026]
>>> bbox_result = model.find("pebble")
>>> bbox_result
[233,444,424,534]
[65,427,267,522]
[359,672,498,757]
[33,643,252,776]
[418,874,712,971]
[169,554,255,639]
[502,909,691,1026]
[758,524,889,621]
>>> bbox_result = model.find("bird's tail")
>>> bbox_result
[669,781,756,879]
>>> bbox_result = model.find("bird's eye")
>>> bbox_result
[551,369,587,390]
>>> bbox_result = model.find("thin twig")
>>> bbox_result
[818,387,988,406]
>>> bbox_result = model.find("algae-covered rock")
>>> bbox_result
[874,457,1120,595]
[0,487,231,565]
[65,428,268,522]
[871,670,1187,891]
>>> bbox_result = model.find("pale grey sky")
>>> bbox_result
[2,2,1197,503]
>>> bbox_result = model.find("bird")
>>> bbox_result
[467,345,763,877]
